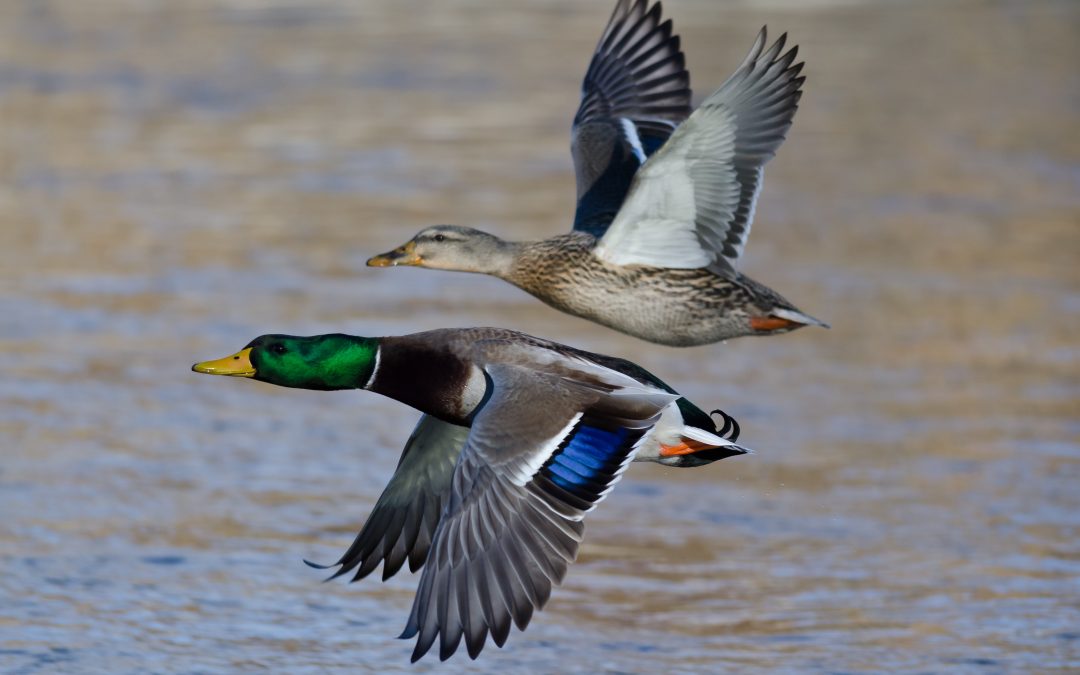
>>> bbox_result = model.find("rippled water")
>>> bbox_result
[2,0,1078,672]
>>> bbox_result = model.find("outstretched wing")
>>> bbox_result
[307,414,467,582]
[400,362,676,661]
[593,28,804,274]
[571,0,692,236]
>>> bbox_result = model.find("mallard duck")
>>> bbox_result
[368,0,826,346]
[192,327,748,661]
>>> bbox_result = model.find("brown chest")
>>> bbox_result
[368,341,484,424]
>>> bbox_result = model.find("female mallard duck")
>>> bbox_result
[368,0,826,346]
[192,327,748,661]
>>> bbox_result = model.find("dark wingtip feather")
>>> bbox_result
[398,624,418,640]
[328,566,356,582]
[348,563,376,583]
[380,561,400,582]
[409,646,425,664]
[466,637,485,660]
[302,558,335,570]
[439,633,462,662]
[302,558,353,583]
[644,0,662,24]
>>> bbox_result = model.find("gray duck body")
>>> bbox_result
[372,326,717,416]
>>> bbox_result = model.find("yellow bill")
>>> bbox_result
[192,347,256,377]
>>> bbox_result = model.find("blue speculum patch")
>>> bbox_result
[542,424,633,500]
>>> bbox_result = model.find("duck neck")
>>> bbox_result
[365,335,476,423]
[475,237,524,279]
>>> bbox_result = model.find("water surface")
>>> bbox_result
[1,0,1078,672]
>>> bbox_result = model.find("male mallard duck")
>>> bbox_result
[193,327,748,661]
[368,0,826,346]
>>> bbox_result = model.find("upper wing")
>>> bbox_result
[307,414,467,582]
[571,0,692,236]
[593,29,804,274]
[399,361,676,661]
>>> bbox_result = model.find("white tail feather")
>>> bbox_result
[773,307,830,329]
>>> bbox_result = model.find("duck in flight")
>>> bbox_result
[368,0,827,346]
[192,327,749,661]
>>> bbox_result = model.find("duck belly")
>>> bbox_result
[532,267,749,347]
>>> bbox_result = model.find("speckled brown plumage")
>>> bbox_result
[364,16,826,347]
[501,232,808,346]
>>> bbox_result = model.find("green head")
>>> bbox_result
[192,334,379,391]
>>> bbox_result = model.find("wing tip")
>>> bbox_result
[302,557,361,583]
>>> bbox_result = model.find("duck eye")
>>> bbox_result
[433,234,446,243]
[270,344,287,355]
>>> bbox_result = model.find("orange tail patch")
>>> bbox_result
[750,316,801,332]
[659,437,718,458]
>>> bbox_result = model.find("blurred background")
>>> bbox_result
[1,0,1077,672]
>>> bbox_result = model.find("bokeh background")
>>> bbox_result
[2,0,1077,672]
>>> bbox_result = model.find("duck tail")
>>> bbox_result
[771,307,830,329]
[658,408,752,467]
[680,412,751,457]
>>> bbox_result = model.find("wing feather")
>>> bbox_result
[306,415,465,582]
[594,28,804,272]
[400,361,675,661]
[571,0,692,236]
